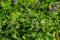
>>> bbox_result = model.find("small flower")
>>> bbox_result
[49,4,58,11]
[52,6,57,10]
[35,25,40,31]
[12,0,17,5]
[49,8,53,11]
[53,4,58,10]
[12,1,16,5]
[30,20,35,25]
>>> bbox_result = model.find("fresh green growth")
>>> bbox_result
[0,0,60,40]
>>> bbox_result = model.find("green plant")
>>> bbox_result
[0,0,60,40]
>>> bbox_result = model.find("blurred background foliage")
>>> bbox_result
[0,0,60,40]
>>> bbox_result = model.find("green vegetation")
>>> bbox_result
[0,0,60,40]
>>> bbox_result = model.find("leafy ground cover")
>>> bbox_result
[0,0,60,40]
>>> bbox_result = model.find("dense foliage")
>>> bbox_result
[0,0,60,40]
